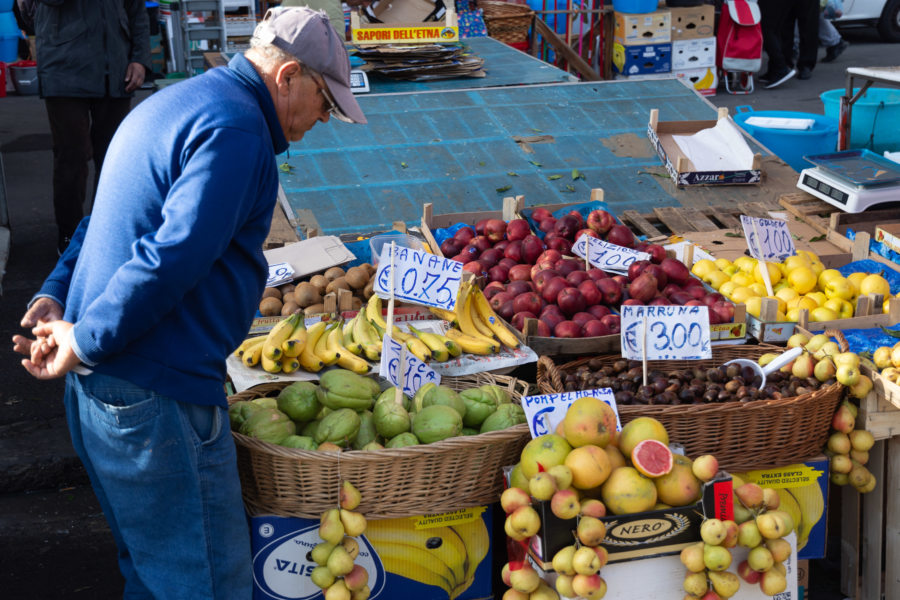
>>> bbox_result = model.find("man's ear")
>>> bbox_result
[274,61,302,94]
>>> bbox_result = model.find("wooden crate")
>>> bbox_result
[778,191,835,235]
[420,196,524,258]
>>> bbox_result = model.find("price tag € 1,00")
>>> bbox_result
[620,305,712,361]
[378,335,440,397]
[374,244,462,311]
[572,234,651,274]
[740,215,796,262]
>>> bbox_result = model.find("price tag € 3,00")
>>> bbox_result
[620,305,712,361]
[572,234,651,274]
[379,335,440,397]
[374,244,462,311]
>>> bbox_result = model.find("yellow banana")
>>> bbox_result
[428,306,458,324]
[241,338,266,367]
[451,575,476,600]
[786,481,824,551]
[405,336,432,363]
[280,357,301,374]
[452,517,490,581]
[281,318,308,358]
[234,335,266,357]
[318,321,342,366]
[445,328,498,355]
[344,340,364,356]
[342,314,358,346]
[775,489,804,546]
[362,342,381,361]
[455,286,497,345]
[444,338,463,357]
[260,354,282,373]
[366,295,411,342]
[353,309,380,345]
[368,543,456,594]
[366,519,466,587]
[298,321,327,372]
[470,287,519,348]
[262,314,298,360]
[328,324,371,374]
[407,324,450,362]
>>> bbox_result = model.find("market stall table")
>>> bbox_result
[275,78,805,236]
[838,66,900,151]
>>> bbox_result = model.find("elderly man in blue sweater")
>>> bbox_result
[12,7,365,599]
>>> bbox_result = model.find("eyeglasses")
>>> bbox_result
[309,71,353,123]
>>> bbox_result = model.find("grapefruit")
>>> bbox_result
[618,417,669,459]
[520,434,573,479]
[562,397,617,448]
[600,467,657,515]
[654,454,702,507]
[564,445,612,490]
[631,439,674,478]
[604,445,627,471]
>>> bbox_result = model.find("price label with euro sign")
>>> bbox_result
[572,234,651,274]
[379,334,440,397]
[374,244,462,311]
[620,305,712,361]
[740,215,796,262]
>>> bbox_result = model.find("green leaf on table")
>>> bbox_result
[278,163,293,173]
[810,234,826,242]
[572,168,584,180]
[548,175,562,180]
[530,160,543,167]
[879,326,900,338]
[507,171,518,177]
[479,161,486,166]
[496,185,512,193]
[563,184,576,192]
[401,162,408,168]
[724,232,743,238]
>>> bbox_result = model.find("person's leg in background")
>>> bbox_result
[88,96,132,204]
[45,97,91,254]
[759,0,797,88]
[820,12,849,62]
[794,0,820,78]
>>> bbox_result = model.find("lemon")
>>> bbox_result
[806,291,828,307]
[860,274,890,297]
[745,296,763,318]
[719,281,738,298]
[787,266,817,294]
[730,286,756,304]
[691,259,717,279]
[810,307,839,322]
[818,269,843,290]
[776,287,800,304]
[753,262,782,286]
[749,282,768,296]
[847,272,867,296]
[714,258,732,270]
[730,272,755,288]
[783,254,811,273]
[706,270,731,290]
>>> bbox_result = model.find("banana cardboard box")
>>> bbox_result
[732,456,829,560]
[528,472,734,569]
[250,507,493,600]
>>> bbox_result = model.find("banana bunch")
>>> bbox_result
[311,481,371,600]
[359,295,463,363]
[365,513,490,600]
[429,280,520,356]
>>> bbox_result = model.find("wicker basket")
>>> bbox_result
[536,341,847,471]
[479,1,534,44]
[228,373,532,519]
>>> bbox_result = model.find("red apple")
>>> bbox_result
[577,280,601,306]
[483,282,505,300]
[499,257,518,270]
[686,286,706,300]
[474,219,489,236]
[645,243,667,264]
[547,237,573,256]
[662,283,683,297]
[627,260,651,282]
[488,265,510,283]
[566,210,585,230]
[554,214,582,240]
[587,209,615,235]
[531,208,552,223]
[532,270,560,294]
[712,300,734,323]
[701,293,724,307]
[623,298,643,306]
[521,235,544,264]
[708,309,722,325]
[629,272,659,303]
[452,252,475,264]
[454,227,475,244]
[566,270,591,286]
[493,239,510,252]
[669,291,693,305]
[557,287,586,316]
[587,268,609,282]
[531,261,557,282]
[471,236,492,253]
[503,240,523,263]
[498,300,516,321]
[508,264,532,282]
[479,248,502,270]
[513,292,542,315]
[537,249,562,265]
[541,277,569,304]
[660,257,691,286]
[685,299,704,306]
[539,218,557,234]
[533,319,552,337]
[649,296,671,305]
[587,304,611,319]
[575,228,599,241]
[484,219,507,242]
[583,319,612,337]
[605,224,635,248]
[512,311,537,330]
[554,320,583,338]
[596,278,623,305]
[600,314,621,334]
[643,264,668,289]
[506,280,533,297]
[463,261,484,276]
[571,312,595,327]
[555,259,582,277]
[540,311,565,332]
[612,274,628,286]
[440,238,464,257]
[506,219,531,242]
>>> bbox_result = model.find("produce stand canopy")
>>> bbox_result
[278,78,802,236]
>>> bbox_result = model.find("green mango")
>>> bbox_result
[352,410,377,450]
[459,388,498,428]
[412,382,437,412]
[252,397,278,410]
[317,370,380,411]
[412,404,463,444]
[479,403,526,433]
[280,435,319,450]
[362,441,385,450]
[315,408,361,447]
[423,385,466,420]
[228,400,264,430]
[386,432,419,448]
[301,419,321,439]
[375,387,411,412]
[373,400,410,439]
[239,407,296,444]
[480,384,511,405]
[462,427,479,436]
[276,381,321,422]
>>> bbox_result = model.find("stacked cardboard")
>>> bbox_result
[669,4,717,96]
[612,9,672,78]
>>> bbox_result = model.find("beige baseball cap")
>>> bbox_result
[255,7,366,124]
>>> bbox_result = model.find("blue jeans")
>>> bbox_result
[64,372,251,599]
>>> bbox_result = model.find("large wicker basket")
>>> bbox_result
[536,343,846,471]
[228,373,531,519]
[479,1,534,44]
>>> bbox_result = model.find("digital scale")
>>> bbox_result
[350,70,370,94]
[796,149,900,213]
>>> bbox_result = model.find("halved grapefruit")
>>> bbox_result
[631,439,674,478]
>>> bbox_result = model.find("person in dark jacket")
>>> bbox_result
[17,0,151,254]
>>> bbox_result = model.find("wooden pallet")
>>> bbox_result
[778,191,837,235]
[617,201,777,238]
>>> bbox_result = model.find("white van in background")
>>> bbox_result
[836,0,900,42]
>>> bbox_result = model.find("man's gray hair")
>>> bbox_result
[247,29,298,69]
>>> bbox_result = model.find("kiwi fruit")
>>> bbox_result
[293,282,322,308]
[279,283,295,297]
[363,278,375,299]
[261,287,282,301]
[304,303,326,316]
[362,263,375,275]
[309,274,328,294]
[326,276,350,294]
[281,301,300,316]
[259,297,282,316]
[324,266,345,282]
[345,266,369,290]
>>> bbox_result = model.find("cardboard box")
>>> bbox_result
[672,37,716,70]
[614,10,672,45]
[875,223,900,255]
[669,4,715,40]
[733,456,829,560]
[674,67,718,96]
[262,236,357,283]
[351,2,458,44]
[797,559,809,599]
[648,108,762,187]
[250,507,493,600]
[613,42,672,76]
[528,472,733,569]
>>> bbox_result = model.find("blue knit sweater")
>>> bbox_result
[35,55,289,407]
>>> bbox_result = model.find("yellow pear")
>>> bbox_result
[319,508,345,545]
[339,509,367,537]
[326,545,355,577]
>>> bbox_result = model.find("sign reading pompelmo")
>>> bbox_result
[374,244,462,311]
[620,305,712,361]
[740,215,796,262]
[572,234,651,274]
[379,335,440,397]
[520,389,621,439]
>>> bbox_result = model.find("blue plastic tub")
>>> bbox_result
[612,0,658,13]
[821,88,900,153]
[0,10,19,63]
[733,107,838,172]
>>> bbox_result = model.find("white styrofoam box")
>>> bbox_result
[674,67,718,96]
[672,36,716,70]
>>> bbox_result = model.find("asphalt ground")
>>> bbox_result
[1,26,895,598]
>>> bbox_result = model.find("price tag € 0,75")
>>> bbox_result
[572,234,651,274]
[521,389,621,439]
[379,335,440,397]
[620,305,712,361]
[740,215,796,262]
[374,245,462,311]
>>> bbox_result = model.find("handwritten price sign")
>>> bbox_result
[521,389,621,439]
[740,216,796,262]
[620,305,712,361]
[266,262,295,287]
[374,245,462,311]
[379,335,440,397]
[572,234,651,274]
